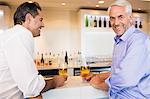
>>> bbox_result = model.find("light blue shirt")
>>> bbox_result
[106,26,150,99]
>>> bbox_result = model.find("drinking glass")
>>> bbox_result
[80,58,90,82]
[80,66,90,78]
[58,62,68,76]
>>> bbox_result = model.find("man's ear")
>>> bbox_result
[25,13,32,24]
[129,14,133,24]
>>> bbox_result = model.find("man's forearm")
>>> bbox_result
[41,79,55,93]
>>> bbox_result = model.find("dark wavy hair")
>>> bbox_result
[13,2,41,25]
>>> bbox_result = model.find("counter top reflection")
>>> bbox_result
[42,76,108,99]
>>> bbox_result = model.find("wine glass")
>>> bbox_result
[58,58,68,76]
[80,58,90,82]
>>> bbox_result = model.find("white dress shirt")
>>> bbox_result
[0,25,45,99]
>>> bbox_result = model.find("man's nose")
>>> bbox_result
[114,18,120,26]
[41,22,44,28]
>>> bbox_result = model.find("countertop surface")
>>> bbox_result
[42,76,108,99]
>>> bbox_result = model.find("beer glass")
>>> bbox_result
[80,58,90,82]
[58,61,68,76]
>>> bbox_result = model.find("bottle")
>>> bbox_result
[65,51,68,65]
[56,53,61,66]
[99,17,102,27]
[135,21,138,28]
[52,54,56,66]
[103,17,107,28]
[41,53,44,66]
[94,16,97,27]
[36,52,40,66]
[89,16,93,27]
[109,20,111,27]
[85,15,89,27]
[48,52,52,66]
[44,53,49,66]
[77,51,82,67]
[139,21,142,28]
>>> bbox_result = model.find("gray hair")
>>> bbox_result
[108,0,132,15]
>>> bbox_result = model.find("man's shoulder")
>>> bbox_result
[132,29,149,40]
[0,26,21,44]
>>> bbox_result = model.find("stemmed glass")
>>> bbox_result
[80,58,90,82]
[58,57,68,76]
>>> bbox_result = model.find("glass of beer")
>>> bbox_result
[58,62,68,76]
[79,56,90,82]
[58,68,68,76]
[80,66,90,78]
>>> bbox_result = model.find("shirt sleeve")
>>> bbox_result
[3,32,45,97]
[108,34,149,93]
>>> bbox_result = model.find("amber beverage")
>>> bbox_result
[58,68,68,76]
[80,66,90,78]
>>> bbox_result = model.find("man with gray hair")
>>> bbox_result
[86,0,150,98]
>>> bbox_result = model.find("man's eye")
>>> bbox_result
[110,17,114,21]
[118,15,124,20]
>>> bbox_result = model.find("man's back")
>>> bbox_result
[0,27,24,99]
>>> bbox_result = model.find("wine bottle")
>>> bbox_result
[103,17,107,28]
[94,16,97,27]
[85,16,89,27]
[99,17,102,27]
[77,51,82,67]
[109,20,111,27]
[65,51,68,65]
[36,52,40,66]
[139,21,142,28]
[90,16,93,27]
[135,21,138,28]
[41,53,44,66]
[44,53,49,66]
[48,52,52,65]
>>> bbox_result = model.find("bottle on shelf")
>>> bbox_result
[44,53,49,66]
[99,17,102,27]
[109,20,111,27]
[72,52,77,67]
[103,17,107,28]
[52,54,57,66]
[40,53,44,66]
[48,52,52,66]
[135,21,138,28]
[89,16,94,27]
[68,54,73,67]
[77,51,82,67]
[85,15,89,27]
[56,53,61,66]
[36,52,41,67]
[139,21,142,28]
[94,16,97,27]
[65,51,68,65]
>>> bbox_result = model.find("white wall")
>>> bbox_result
[34,8,80,54]
[0,5,11,30]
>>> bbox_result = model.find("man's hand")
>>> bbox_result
[41,75,67,93]
[88,72,110,91]
[52,75,68,88]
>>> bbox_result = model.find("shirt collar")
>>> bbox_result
[114,26,135,44]
[14,25,33,37]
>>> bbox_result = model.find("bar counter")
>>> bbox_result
[42,76,108,99]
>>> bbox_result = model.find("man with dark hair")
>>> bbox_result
[0,2,67,99]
